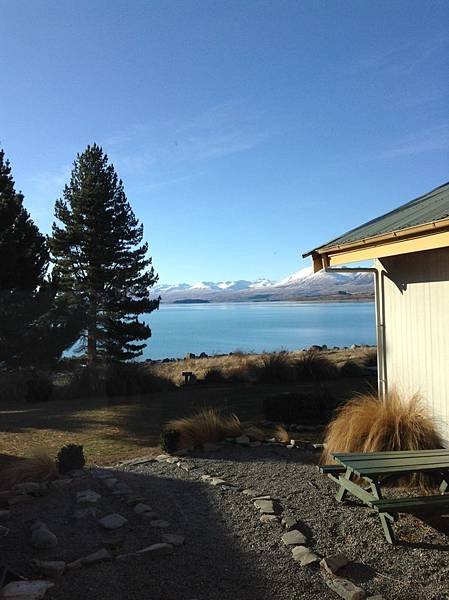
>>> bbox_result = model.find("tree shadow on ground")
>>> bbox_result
[0,467,332,600]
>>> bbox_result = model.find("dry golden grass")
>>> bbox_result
[243,425,266,441]
[321,391,444,488]
[0,448,57,490]
[152,346,375,385]
[165,407,243,449]
[274,425,290,443]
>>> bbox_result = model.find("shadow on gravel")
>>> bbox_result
[2,468,284,600]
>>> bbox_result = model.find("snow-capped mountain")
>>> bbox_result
[154,267,374,303]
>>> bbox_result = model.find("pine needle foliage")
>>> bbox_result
[49,144,160,363]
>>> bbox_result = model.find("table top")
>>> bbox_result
[332,449,449,477]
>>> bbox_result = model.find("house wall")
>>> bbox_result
[376,248,449,440]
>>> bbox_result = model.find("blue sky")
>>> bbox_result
[1,0,448,284]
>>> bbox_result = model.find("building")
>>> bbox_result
[304,182,449,436]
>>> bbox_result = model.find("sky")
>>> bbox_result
[1,0,448,284]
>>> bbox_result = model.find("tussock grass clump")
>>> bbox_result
[321,391,444,487]
[339,360,365,378]
[164,408,243,451]
[274,425,290,443]
[257,352,295,383]
[203,368,228,383]
[295,350,339,381]
[244,425,266,441]
[0,448,57,490]
[362,347,377,367]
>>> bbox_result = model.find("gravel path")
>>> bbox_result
[3,444,449,599]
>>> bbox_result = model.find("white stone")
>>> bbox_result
[292,545,320,566]
[259,514,279,524]
[81,548,111,564]
[155,454,169,462]
[324,576,365,600]
[99,513,128,530]
[281,516,298,531]
[149,519,170,528]
[235,435,250,445]
[76,489,101,503]
[161,533,185,546]
[242,489,258,496]
[281,529,306,546]
[320,553,349,575]
[31,559,66,578]
[30,523,58,549]
[0,580,54,599]
[209,477,226,486]
[136,543,173,556]
[253,499,275,514]
[134,502,153,514]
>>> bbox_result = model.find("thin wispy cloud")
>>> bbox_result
[382,124,449,158]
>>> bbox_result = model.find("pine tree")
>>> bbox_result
[0,148,79,367]
[49,144,160,363]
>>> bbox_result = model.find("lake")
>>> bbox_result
[144,301,376,360]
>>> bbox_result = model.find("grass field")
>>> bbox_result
[0,347,376,465]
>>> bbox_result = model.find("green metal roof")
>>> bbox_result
[304,181,449,256]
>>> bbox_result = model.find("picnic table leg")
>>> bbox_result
[439,477,448,494]
[379,512,395,545]
[335,467,353,502]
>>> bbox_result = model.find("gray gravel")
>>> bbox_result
[2,443,449,599]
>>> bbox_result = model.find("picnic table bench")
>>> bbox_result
[320,449,449,544]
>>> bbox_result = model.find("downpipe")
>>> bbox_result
[324,266,387,400]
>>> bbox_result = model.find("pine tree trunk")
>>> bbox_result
[87,300,97,365]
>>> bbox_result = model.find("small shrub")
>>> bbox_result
[263,390,339,425]
[257,352,295,383]
[339,360,365,378]
[274,425,290,443]
[164,408,242,450]
[295,350,338,381]
[321,391,444,488]
[203,368,227,383]
[56,444,86,474]
[26,372,53,403]
[0,449,57,490]
[160,429,181,453]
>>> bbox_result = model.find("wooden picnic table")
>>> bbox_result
[320,449,449,544]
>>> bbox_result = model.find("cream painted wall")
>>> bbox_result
[376,248,449,441]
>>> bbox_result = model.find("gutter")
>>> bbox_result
[325,266,387,401]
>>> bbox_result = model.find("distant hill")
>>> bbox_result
[154,267,374,303]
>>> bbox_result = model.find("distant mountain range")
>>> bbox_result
[154,267,374,303]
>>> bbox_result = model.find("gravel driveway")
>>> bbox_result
[3,444,449,600]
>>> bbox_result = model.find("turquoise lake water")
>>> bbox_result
[143,301,376,360]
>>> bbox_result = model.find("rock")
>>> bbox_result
[0,510,11,521]
[235,435,250,446]
[134,502,153,514]
[30,522,58,549]
[161,533,185,546]
[252,495,272,500]
[366,597,385,600]
[149,520,170,528]
[74,507,98,519]
[76,489,101,503]
[292,545,320,566]
[209,477,226,486]
[66,559,83,570]
[260,514,279,524]
[103,478,118,489]
[281,516,298,531]
[323,576,365,600]
[156,454,169,462]
[51,479,72,489]
[0,525,10,537]
[99,513,128,530]
[200,475,212,481]
[81,548,111,565]
[69,469,86,478]
[242,489,258,496]
[8,495,32,506]
[286,444,295,449]
[0,580,54,599]
[266,437,277,443]
[12,482,41,494]
[136,542,173,556]
[281,529,307,546]
[253,499,275,514]
[320,553,349,575]
[165,457,178,464]
[31,559,66,578]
